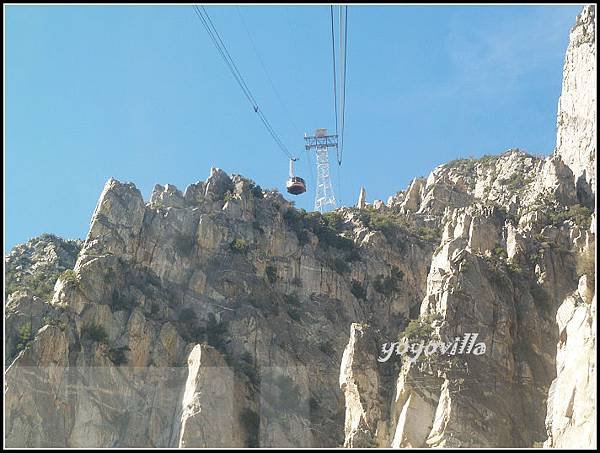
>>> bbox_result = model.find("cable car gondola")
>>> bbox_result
[286,158,306,195]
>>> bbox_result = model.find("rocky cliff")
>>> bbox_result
[5,234,82,365]
[544,4,596,448]
[4,5,596,449]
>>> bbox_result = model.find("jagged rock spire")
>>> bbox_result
[357,186,366,209]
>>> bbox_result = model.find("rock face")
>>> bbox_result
[357,187,366,209]
[543,5,597,448]
[5,234,82,364]
[544,267,596,448]
[339,323,382,448]
[4,6,596,449]
[178,344,245,447]
[10,167,426,447]
[5,233,82,300]
[555,5,597,199]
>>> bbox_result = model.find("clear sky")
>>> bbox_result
[5,4,583,251]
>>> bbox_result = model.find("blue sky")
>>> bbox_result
[5,4,582,250]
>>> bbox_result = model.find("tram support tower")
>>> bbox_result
[304,128,337,213]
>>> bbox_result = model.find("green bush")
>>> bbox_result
[60,269,79,287]
[507,262,523,275]
[248,182,264,199]
[359,210,399,238]
[229,238,249,255]
[357,208,414,250]
[322,211,345,230]
[42,314,66,330]
[283,208,311,243]
[81,323,109,344]
[446,158,477,173]
[315,225,354,251]
[431,312,444,322]
[402,319,433,342]
[492,246,508,259]
[548,204,592,229]
[350,280,367,300]
[500,173,527,190]
[223,190,235,203]
[478,155,497,166]
[15,323,33,352]
[5,269,57,300]
[400,313,441,343]
[283,208,354,251]
[415,226,441,242]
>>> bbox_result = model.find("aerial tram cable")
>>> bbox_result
[337,6,345,204]
[330,7,349,154]
[194,5,306,195]
[281,6,314,190]
[339,6,343,145]
[339,6,349,167]
[329,6,349,203]
[193,5,295,162]
[330,6,339,139]
[236,6,301,135]
[194,6,255,107]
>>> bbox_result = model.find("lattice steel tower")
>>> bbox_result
[304,128,337,213]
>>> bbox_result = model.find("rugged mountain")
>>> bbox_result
[555,4,597,199]
[543,4,596,448]
[4,5,596,449]
[5,233,82,300]
[5,234,82,365]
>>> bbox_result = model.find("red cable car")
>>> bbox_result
[286,158,306,195]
